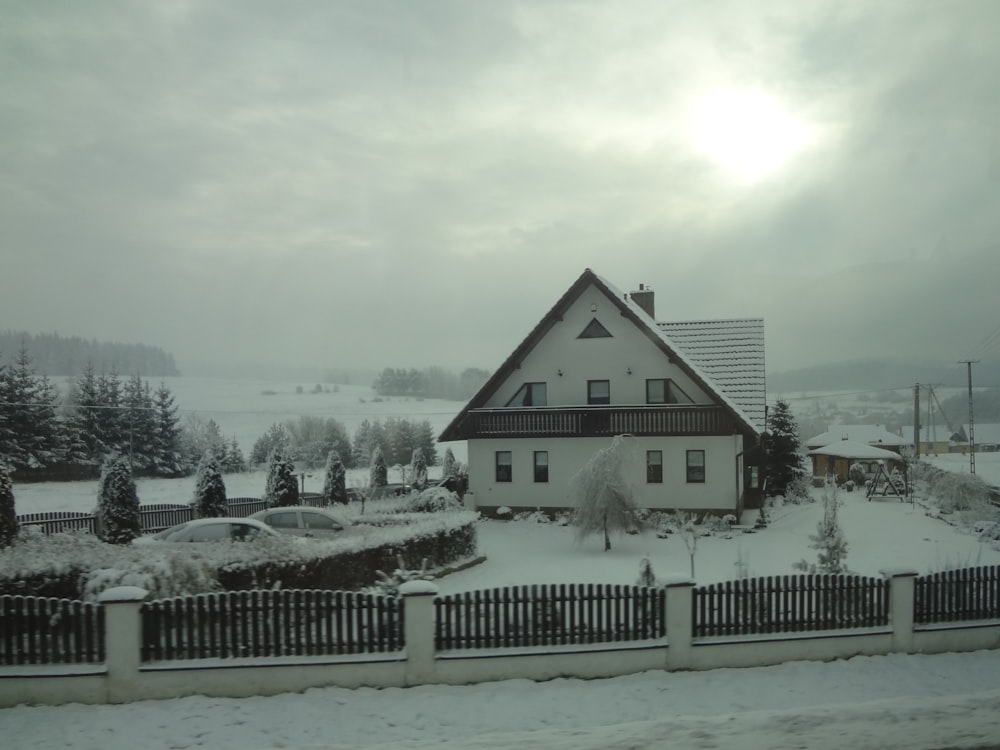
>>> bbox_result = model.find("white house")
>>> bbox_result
[804,424,912,453]
[438,269,766,517]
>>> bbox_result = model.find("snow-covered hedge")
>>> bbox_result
[0,511,478,600]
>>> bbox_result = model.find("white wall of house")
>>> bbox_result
[468,434,744,512]
[484,285,711,409]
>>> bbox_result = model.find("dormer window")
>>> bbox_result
[506,382,547,407]
[646,378,694,405]
[578,318,612,339]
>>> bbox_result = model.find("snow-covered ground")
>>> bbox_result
[7,464,1000,749]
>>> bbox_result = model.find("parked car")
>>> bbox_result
[134,517,281,544]
[250,506,351,538]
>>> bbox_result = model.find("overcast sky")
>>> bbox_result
[2,1,998,377]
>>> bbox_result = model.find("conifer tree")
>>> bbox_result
[322,449,347,505]
[410,447,428,490]
[794,479,849,574]
[96,455,141,544]
[151,383,183,477]
[442,447,458,478]
[264,446,299,507]
[250,423,289,467]
[370,445,388,488]
[193,450,228,517]
[571,435,642,551]
[1,346,63,471]
[224,436,247,473]
[96,370,125,457]
[67,362,105,466]
[764,399,806,498]
[0,464,18,548]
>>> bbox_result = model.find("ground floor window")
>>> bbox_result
[646,450,663,483]
[686,449,705,483]
[496,451,512,482]
[533,451,549,482]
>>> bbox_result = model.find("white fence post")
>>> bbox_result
[98,586,148,704]
[401,581,439,686]
[663,577,695,671]
[880,567,917,653]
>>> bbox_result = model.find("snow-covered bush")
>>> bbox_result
[848,462,867,487]
[513,509,552,523]
[322,449,347,505]
[96,455,141,545]
[636,556,657,587]
[367,555,433,597]
[0,464,18,548]
[192,450,227,518]
[264,446,299,507]
[406,487,463,513]
[794,479,849,575]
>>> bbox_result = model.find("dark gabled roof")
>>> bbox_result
[439,268,764,442]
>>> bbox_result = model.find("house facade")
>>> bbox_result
[439,269,765,517]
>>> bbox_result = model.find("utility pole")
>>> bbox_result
[959,360,979,474]
[913,383,921,460]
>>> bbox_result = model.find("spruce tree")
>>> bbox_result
[0,464,18,548]
[67,362,105,466]
[410,447,428,490]
[370,445,388,488]
[795,480,849,574]
[96,370,125,457]
[193,450,228,517]
[250,423,289,467]
[122,374,156,472]
[96,455,141,544]
[571,435,643,551]
[442,447,457,478]
[264,446,299,507]
[1,346,63,471]
[322,449,347,505]
[152,383,183,477]
[764,399,806,498]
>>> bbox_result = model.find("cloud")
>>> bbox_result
[1,1,997,377]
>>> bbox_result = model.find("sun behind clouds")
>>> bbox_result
[689,88,814,183]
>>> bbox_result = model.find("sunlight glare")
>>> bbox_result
[690,89,813,183]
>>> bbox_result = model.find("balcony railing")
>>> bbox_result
[462,405,734,439]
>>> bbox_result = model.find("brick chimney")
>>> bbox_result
[630,283,655,319]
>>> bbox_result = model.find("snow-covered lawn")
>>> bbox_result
[6,456,1000,749]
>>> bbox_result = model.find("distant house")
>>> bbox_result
[438,269,765,517]
[962,423,1000,453]
[807,439,904,484]
[899,424,964,456]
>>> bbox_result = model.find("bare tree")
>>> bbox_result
[571,434,642,551]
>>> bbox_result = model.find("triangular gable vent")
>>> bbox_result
[578,318,612,339]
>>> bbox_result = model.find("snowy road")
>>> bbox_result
[5,650,1000,750]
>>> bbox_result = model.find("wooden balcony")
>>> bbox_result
[459,405,736,439]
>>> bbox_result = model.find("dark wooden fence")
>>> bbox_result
[16,511,98,536]
[434,584,666,650]
[0,595,105,665]
[694,575,890,637]
[16,497,275,537]
[141,589,404,661]
[914,565,1000,624]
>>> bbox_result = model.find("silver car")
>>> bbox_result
[136,518,281,544]
[250,506,351,538]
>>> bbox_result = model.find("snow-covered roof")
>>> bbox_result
[439,269,765,441]
[805,424,911,450]
[899,425,963,443]
[807,439,903,460]
[656,318,766,432]
[963,423,1000,445]
[595,273,765,434]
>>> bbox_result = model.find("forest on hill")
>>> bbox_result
[0,331,179,377]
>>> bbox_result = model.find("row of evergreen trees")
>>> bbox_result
[249,417,439,471]
[0,347,226,479]
[0,331,179,377]
[372,366,489,400]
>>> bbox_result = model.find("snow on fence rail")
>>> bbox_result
[914,565,1000,624]
[435,584,666,650]
[693,574,890,637]
[16,497,271,536]
[0,595,105,666]
[141,589,404,661]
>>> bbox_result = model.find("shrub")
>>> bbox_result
[0,465,18,548]
[96,456,141,545]
[406,487,463,513]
